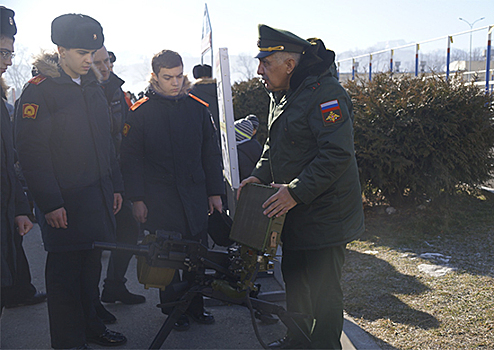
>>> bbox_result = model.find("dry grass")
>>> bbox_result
[342,193,494,349]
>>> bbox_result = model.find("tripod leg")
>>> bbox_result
[148,291,196,349]
[248,297,312,345]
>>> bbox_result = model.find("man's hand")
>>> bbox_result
[14,215,33,236]
[45,207,68,229]
[132,201,148,223]
[262,184,297,218]
[113,193,123,215]
[208,195,223,214]
[237,176,261,200]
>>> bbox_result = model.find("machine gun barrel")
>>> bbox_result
[93,241,150,256]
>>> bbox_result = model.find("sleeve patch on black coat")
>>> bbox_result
[22,103,39,119]
[122,123,131,136]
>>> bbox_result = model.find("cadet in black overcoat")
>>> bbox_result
[92,45,145,309]
[0,5,36,313]
[121,50,224,331]
[14,14,126,349]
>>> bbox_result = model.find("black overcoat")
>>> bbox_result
[15,60,123,252]
[1,86,31,287]
[121,85,224,237]
[101,72,128,161]
[237,139,262,181]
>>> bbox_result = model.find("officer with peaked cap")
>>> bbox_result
[238,24,365,349]
[15,13,127,348]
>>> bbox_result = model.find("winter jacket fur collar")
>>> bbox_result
[193,77,216,86]
[147,74,192,100]
[32,51,103,82]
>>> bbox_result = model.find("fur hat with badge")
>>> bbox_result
[51,13,104,50]
[0,6,17,37]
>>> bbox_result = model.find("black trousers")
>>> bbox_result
[104,200,139,287]
[1,233,37,306]
[159,269,204,315]
[45,249,106,349]
[282,244,347,350]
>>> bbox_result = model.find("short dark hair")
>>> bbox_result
[152,50,183,75]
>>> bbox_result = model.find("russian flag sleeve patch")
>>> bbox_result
[320,100,342,126]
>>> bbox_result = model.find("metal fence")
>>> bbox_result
[336,24,494,94]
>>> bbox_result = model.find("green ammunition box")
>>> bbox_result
[230,183,285,253]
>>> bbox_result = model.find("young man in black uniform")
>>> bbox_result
[15,14,126,349]
[92,46,145,312]
[191,64,220,142]
[0,5,38,313]
[121,50,224,331]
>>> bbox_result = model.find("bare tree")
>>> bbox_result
[421,50,447,72]
[233,53,257,81]
[5,44,33,97]
[451,48,468,62]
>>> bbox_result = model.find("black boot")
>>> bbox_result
[267,335,310,349]
[4,291,47,309]
[94,300,117,324]
[172,314,190,331]
[101,281,146,305]
[86,329,127,346]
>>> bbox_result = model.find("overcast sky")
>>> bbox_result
[4,0,494,92]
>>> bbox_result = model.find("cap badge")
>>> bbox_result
[9,17,13,26]
[259,45,285,52]
[93,34,97,40]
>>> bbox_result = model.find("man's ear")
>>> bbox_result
[286,58,296,75]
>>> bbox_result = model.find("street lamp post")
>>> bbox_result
[459,17,485,73]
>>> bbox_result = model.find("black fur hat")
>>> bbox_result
[0,6,17,37]
[51,13,104,49]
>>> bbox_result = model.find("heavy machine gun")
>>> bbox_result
[94,184,311,349]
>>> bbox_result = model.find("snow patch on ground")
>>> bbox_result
[419,253,451,263]
[418,263,456,277]
[364,250,379,255]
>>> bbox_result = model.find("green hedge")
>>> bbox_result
[231,74,494,207]
[345,73,494,206]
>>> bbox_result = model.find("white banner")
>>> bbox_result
[201,4,212,55]
[215,48,239,189]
